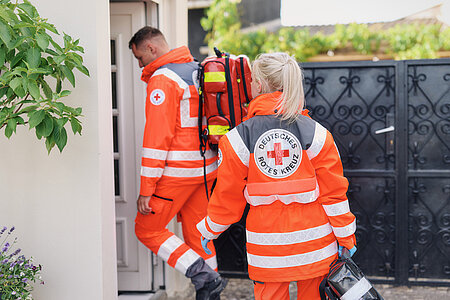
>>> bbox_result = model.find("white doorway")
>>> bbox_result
[110,1,165,292]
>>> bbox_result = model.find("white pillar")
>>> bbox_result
[0,0,117,299]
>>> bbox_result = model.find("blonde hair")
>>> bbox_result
[252,52,305,122]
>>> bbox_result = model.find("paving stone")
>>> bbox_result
[175,278,449,300]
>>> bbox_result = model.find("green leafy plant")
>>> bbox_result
[202,0,450,61]
[0,226,43,300]
[0,0,89,153]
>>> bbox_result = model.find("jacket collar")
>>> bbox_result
[141,46,194,82]
[246,91,310,119]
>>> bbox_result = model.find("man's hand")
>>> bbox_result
[137,195,152,215]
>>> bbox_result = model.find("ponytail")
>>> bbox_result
[252,53,305,122]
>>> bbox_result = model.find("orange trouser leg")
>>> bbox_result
[296,274,327,300]
[179,180,217,269]
[254,281,290,300]
[135,182,210,274]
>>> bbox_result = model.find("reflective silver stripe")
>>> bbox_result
[157,235,184,262]
[196,218,220,240]
[244,184,319,206]
[247,241,337,269]
[180,99,197,128]
[163,161,217,177]
[141,166,164,178]
[142,148,168,160]
[142,149,216,161]
[306,122,327,160]
[152,68,191,99]
[152,68,195,127]
[246,223,332,246]
[341,277,372,300]
[332,219,356,238]
[226,128,250,167]
[167,149,216,161]
[322,200,350,217]
[174,249,200,275]
[205,256,218,270]
[207,216,230,233]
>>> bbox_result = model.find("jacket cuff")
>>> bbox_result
[338,235,356,250]
[196,218,221,240]
[139,181,156,197]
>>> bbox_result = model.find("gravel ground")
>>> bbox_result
[176,278,449,300]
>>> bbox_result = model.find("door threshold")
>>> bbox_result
[118,290,167,300]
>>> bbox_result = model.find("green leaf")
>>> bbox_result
[60,90,71,97]
[18,3,38,18]
[36,113,53,137]
[9,77,22,91]
[13,22,34,29]
[0,21,12,49]
[41,22,58,35]
[45,48,58,56]
[53,124,67,152]
[10,36,27,49]
[15,116,25,125]
[35,125,42,139]
[28,79,40,99]
[40,79,52,99]
[70,117,82,135]
[5,118,16,138]
[0,45,5,66]
[45,133,55,153]
[17,104,39,114]
[21,76,28,94]
[75,65,89,76]
[0,86,7,98]
[49,39,63,55]
[0,7,11,23]
[26,47,41,68]
[29,68,49,75]
[9,77,26,97]
[35,33,49,51]
[54,102,64,113]
[28,109,45,128]
[10,51,24,68]
[56,78,61,93]
[61,64,75,87]
[54,55,65,64]
[75,107,82,115]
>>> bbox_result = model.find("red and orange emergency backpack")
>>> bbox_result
[198,47,252,152]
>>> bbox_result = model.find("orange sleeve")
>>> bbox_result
[139,75,182,196]
[196,134,248,240]
[311,130,356,250]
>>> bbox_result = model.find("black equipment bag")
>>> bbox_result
[319,249,384,300]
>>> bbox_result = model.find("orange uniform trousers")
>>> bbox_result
[135,180,217,272]
[254,275,326,300]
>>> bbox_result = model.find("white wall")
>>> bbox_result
[0,0,117,299]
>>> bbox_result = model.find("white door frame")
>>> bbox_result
[110,2,163,291]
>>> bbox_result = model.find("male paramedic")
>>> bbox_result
[129,26,226,299]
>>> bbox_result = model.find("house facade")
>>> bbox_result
[0,0,190,299]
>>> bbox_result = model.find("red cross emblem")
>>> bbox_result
[267,143,289,165]
[150,89,165,105]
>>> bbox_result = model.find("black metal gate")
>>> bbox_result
[214,59,450,286]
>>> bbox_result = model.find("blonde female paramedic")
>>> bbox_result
[196,52,357,300]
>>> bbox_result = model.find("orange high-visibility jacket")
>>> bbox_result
[197,92,356,282]
[139,46,217,196]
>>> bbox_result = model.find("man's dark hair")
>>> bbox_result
[129,26,165,49]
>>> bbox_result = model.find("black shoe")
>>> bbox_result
[195,276,227,300]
